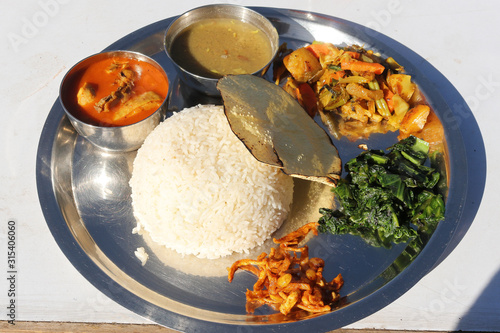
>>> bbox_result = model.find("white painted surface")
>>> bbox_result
[0,0,498,331]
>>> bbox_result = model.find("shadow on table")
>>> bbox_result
[455,267,500,331]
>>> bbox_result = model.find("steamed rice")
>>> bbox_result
[130,104,294,259]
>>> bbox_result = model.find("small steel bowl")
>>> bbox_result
[164,4,279,96]
[59,51,169,152]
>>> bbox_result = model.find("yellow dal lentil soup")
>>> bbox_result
[170,18,274,79]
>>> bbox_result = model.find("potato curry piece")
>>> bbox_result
[68,56,168,127]
[276,42,444,150]
[228,222,344,316]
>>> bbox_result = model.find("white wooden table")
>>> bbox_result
[1,0,499,331]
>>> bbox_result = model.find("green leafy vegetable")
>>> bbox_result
[318,136,445,247]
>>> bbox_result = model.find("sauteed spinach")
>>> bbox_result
[318,136,445,248]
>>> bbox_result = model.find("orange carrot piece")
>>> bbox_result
[323,70,345,83]
[317,69,345,88]
[331,70,345,81]
[379,81,394,112]
[305,43,333,58]
[344,51,360,59]
[340,60,385,74]
[295,83,318,117]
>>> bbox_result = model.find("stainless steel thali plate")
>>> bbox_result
[36,7,486,332]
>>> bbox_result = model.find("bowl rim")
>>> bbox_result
[59,49,169,130]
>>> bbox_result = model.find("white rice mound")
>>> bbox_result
[130,104,294,259]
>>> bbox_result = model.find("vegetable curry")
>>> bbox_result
[65,56,168,127]
[275,42,444,151]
